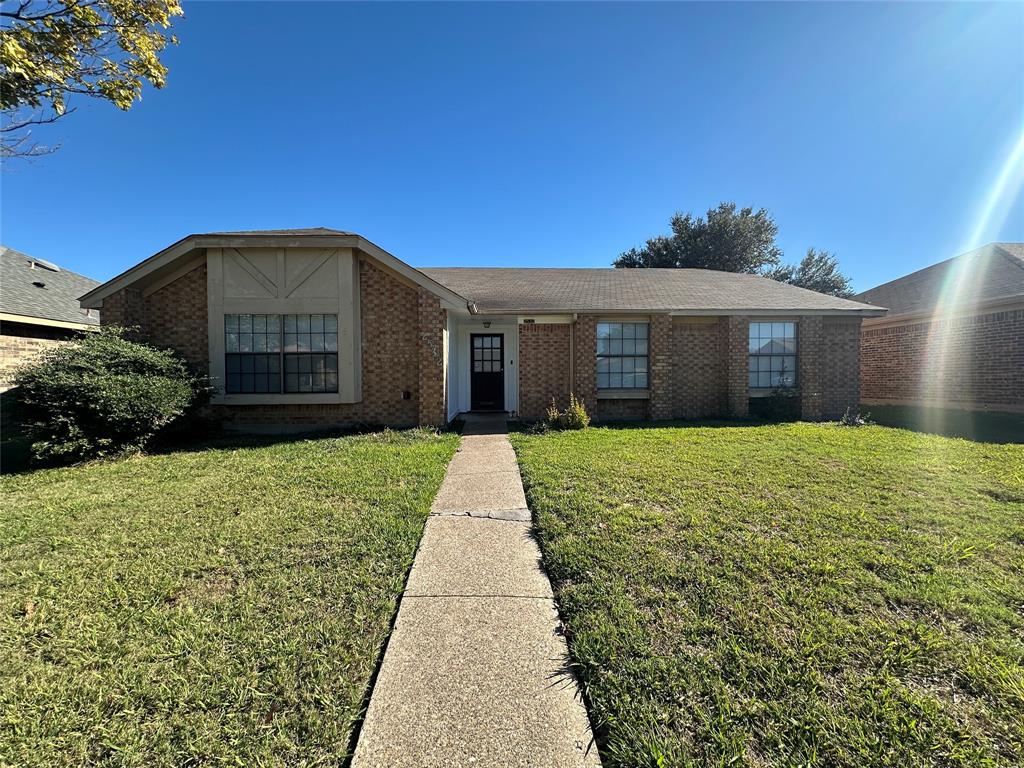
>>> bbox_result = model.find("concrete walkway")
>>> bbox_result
[351,414,601,767]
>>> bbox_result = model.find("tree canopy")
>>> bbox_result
[614,203,783,273]
[764,247,854,298]
[614,202,855,297]
[0,0,183,158]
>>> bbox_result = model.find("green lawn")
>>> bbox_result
[511,423,1024,768]
[1,429,458,767]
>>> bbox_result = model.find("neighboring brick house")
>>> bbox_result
[1,246,100,391]
[79,228,883,429]
[854,242,1024,414]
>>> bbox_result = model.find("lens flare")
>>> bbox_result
[919,129,1024,435]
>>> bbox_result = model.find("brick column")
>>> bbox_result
[799,315,824,421]
[572,315,597,414]
[723,316,749,418]
[648,314,674,420]
[417,290,447,427]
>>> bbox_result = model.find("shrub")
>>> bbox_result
[749,387,801,422]
[13,328,209,463]
[545,393,591,431]
[838,406,872,427]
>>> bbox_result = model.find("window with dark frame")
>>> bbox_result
[225,313,338,394]
[748,321,797,389]
[596,322,649,389]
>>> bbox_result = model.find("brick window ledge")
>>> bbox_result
[596,389,650,400]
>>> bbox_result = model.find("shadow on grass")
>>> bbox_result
[2,417,460,476]
[864,404,1023,445]
[513,410,1023,444]
[507,416,779,435]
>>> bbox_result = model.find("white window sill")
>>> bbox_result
[596,389,650,400]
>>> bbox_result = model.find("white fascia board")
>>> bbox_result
[0,312,98,331]
[79,236,198,308]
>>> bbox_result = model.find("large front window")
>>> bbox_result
[225,313,338,394]
[749,321,796,389]
[597,322,649,389]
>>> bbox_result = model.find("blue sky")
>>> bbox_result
[2,1,1022,292]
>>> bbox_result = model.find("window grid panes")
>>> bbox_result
[472,335,502,373]
[748,322,797,389]
[596,322,649,389]
[224,314,338,394]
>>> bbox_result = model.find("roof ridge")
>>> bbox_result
[1,244,100,286]
[992,243,1024,271]
[854,242,1014,297]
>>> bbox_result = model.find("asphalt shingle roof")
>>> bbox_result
[201,227,356,237]
[420,267,881,314]
[852,243,1024,316]
[1,245,100,326]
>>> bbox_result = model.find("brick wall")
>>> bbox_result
[572,315,598,414]
[820,317,862,418]
[0,322,79,391]
[101,255,441,429]
[518,323,572,420]
[99,286,143,328]
[142,264,209,373]
[798,316,824,420]
[595,397,649,421]
[648,315,674,420]
[860,307,1024,410]
[670,317,726,418]
[724,316,750,418]
[417,290,447,427]
[100,265,207,372]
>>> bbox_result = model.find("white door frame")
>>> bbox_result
[448,317,518,416]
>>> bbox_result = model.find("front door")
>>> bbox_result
[470,334,505,411]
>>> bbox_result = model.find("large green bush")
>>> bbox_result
[13,328,208,463]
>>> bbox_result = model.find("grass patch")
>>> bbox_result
[511,422,1024,767]
[0,429,458,766]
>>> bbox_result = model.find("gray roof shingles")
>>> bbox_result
[852,242,1024,316]
[421,267,882,314]
[1,245,100,325]
[200,227,356,237]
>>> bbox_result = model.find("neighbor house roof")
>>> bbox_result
[852,242,1024,317]
[1,245,100,328]
[421,267,884,315]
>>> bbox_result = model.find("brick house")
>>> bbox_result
[854,243,1024,414]
[1,246,100,392]
[79,228,883,429]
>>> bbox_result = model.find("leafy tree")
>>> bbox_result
[0,0,183,158]
[764,247,854,298]
[614,202,855,297]
[613,202,784,273]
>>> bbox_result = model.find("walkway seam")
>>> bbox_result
[350,415,602,767]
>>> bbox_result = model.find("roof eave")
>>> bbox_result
[469,307,888,316]
[79,232,473,311]
[0,311,99,331]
